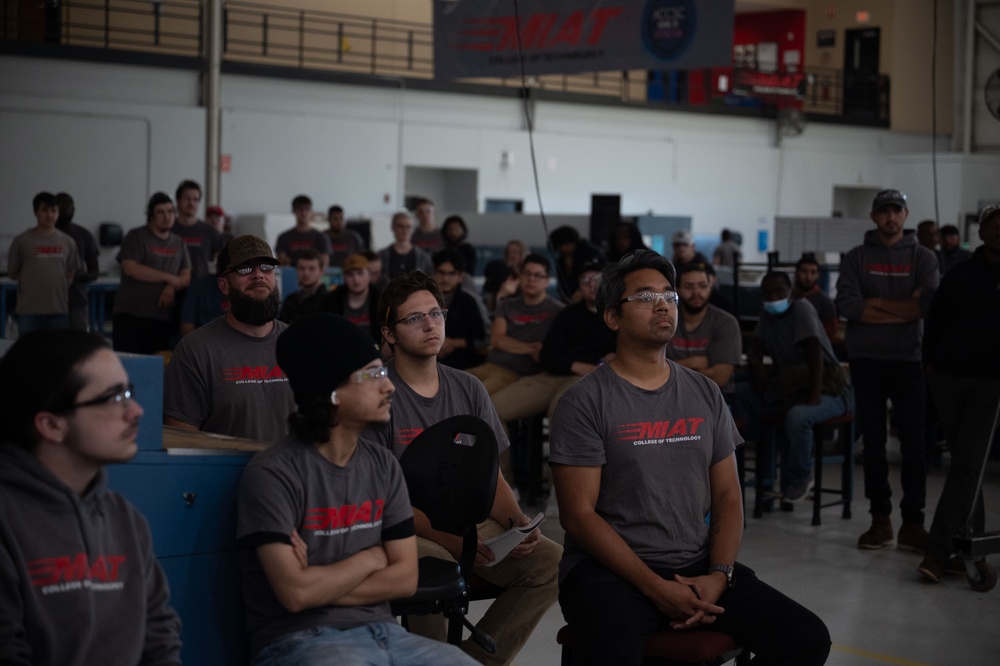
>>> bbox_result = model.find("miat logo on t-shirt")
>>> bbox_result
[32,245,66,256]
[303,499,386,536]
[864,262,912,277]
[614,417,705,446]
[509,312,551,325]
[149,245,179,257]
[288,241,316,251]
[348,313,370,326]
[670,337,709,355]
[222,365,288,385]
[28,552,127,595]
[182,237,203,247]
[394,427,424,448]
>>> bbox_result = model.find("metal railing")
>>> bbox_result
[0,0,888,123]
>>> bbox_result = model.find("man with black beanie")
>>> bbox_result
[236,314,477,665]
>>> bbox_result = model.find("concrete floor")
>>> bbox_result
[472,447,1000,666]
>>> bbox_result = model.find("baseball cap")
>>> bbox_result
[672,230,693,246]
[871,189,908,212]
[979,204,1000,224]
[206,205,225,217]
[342,253,369,273]
[220,235,278,272]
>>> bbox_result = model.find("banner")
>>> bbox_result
[434,0,735,80]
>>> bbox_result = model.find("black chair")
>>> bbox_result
[390,414,499,654]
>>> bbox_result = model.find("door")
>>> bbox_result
[842,28,881,118]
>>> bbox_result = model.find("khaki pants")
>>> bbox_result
[406,518,561,666]
[466,363,520,396]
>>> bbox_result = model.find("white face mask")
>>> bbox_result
[762,298,791,316]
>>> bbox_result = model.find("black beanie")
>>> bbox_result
[276,314,380,406]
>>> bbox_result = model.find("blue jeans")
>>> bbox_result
[252,622,479,666]
[735,382,850,488]
[16,313,69,335]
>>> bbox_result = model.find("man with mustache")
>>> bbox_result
[164,235,296,443]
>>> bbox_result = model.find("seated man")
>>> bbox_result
[792,255,838,341]
[549,250,830,666]
[666,261,742,397]
[278,249,328,324]
[0,330,181,664]
[738,271,851,500]
[468,253,563,395]
[322,252,382,343]
[361,272,560,666]
[237,313,477,666]
[491,260,614,488]
[432,247,487,370]
[164,235,296,443]
[179,249,230,336]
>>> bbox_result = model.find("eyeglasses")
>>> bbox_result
[521,271,548,281]
[434,269,459,278]
[71,384,134,411]
[395,308,448,326]
[579,275,602,287]
[230,263,277,276]
[352,366,388,383]
[619,291,679,308]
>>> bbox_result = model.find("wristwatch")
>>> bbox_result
[708,563,735,588]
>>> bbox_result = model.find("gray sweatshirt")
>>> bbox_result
[0,446,181,665]
[835,229,940,362]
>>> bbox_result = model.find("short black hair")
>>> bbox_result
[32,191,58,212]
[762,270,792,289]
[676,261,714,282]
[292,194,312,209]
[296,249,322,265]
[146,192,174,222]
[432,247,465,273]
[521,253,551,275]
[549,225,580,248]
[377,271,444,346]
[175,179,201,202]
[794,254,820,271]
[597,250,675,315]
[0,330,110,450]
[939,224,960,237]
[327,205,344,216]
[442,215,468,239]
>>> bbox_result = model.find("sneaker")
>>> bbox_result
[917,555,945,583]
[858,514,894,549]
[946,556,968,576]
[897,523,928,554]
[783,476,814,502]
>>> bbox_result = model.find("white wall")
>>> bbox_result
[2,53,993,270]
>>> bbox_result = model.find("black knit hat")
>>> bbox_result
[276,314,379,405]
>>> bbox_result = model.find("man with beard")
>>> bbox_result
[792,255,838,341]
[665,262,741,397]
[164,235,295,443]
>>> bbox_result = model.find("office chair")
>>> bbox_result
[391,414,500,654]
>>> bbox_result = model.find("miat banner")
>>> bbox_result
[433,0,735,80]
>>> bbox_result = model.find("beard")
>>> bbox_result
[681,300,707,316]
[228,284,280,325]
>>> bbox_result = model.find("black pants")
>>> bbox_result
[559,558,830,666]
[112,313,173,355]
[850,358,927,523]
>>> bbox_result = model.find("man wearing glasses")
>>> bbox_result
[164,235,295,443]
[550,250,830,666]
[360,271,560,666]
[0,330,181,664]
[468,253,564,395]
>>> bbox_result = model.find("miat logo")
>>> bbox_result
[28,553,126,593]
[864,262,913,277]
[641,0,696,61]
[222,366,286,382]
[670,336,709,352]
[453,8,623,52]
[303,500,385,532]
[150,246,179,257]
[614,417,705,444]
[395,427,424,448]
[32,246,65,255]
[509,312,551,325]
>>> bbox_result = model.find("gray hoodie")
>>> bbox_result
[0,445,181,665]
[836,229,940,362]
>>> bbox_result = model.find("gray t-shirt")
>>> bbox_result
[360,361,509,460]
[755,298,840,369]
[173,221,223,281]
[8,228,79,315]
[666,305,741,394]
[549,362,740,579]
[275,228,332,264]
[114,226,192,322]
[411,229,444,253]
[237,436,413,657]
[487,295,564,376]
[164,317,295,443]
[327,228,366,268]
